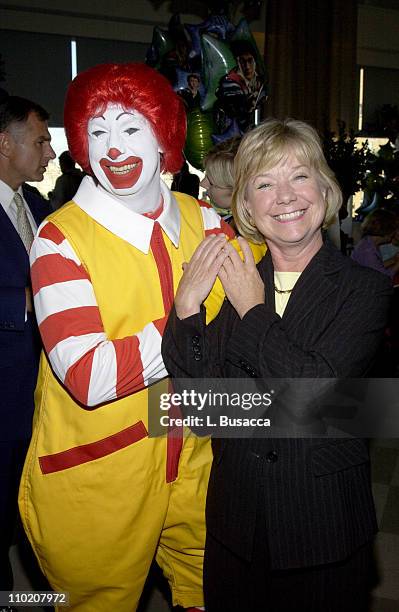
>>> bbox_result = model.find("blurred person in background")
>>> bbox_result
[200,136,241,228]
[352,208,399,374]
[49,150,84,211]
[351,207,399,281]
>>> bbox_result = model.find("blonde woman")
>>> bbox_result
[163,118,392,611]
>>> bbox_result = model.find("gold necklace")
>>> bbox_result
[274,285,294,295]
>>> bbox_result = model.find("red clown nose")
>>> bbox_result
[108,148,121,160]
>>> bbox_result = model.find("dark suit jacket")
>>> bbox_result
[0,187,50,441]
[162,241,392,569]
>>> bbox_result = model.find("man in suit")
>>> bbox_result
[0,95,54,591]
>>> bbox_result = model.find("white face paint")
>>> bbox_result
[88,104,162,207]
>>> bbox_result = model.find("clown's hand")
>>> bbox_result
[175,234,228,320]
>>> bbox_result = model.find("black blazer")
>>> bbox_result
[0,188,50,441]
[162,241,392,569]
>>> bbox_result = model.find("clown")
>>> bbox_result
[18,63,235,611]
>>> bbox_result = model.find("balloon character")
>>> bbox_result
[146,13,268,168]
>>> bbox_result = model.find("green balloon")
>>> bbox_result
[149,27,174,69]
[184,109,214,170]
[200,34,236,112]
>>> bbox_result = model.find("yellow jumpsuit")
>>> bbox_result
[19,191,227,611]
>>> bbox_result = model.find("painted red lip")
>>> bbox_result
[100,156,142,189]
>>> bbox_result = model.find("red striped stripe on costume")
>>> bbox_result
[199,200,235,239]
[30,221,168,407]
[30,204,233,409]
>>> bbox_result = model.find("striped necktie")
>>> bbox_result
[13,192,34,252]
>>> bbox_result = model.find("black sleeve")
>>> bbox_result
[162,305,211,378]
[226,273,392,378]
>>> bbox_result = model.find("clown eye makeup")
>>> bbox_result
[88,103,161,196]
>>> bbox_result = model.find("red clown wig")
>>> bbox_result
[64,62,186,175]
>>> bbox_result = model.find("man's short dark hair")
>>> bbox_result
[231,41,255,61]
[0,95,49,132]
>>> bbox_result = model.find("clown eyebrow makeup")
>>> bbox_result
[116,112,135,121]
[92,111,135,123]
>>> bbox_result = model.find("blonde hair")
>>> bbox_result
[232,118,342,243]
[204,136,241,190]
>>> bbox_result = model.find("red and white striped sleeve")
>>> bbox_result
[30,221,168,408]
[198,200,235,239]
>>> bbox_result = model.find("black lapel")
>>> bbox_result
[258,250,275,312]
[0,201,29,267]
[278,242,344,330]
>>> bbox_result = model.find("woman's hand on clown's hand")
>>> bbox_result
[175,234,229,320]
[218,236,265,319]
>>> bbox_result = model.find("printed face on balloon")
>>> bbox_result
[88,104,161,196]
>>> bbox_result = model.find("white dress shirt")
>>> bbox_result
[0,178,38,235]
